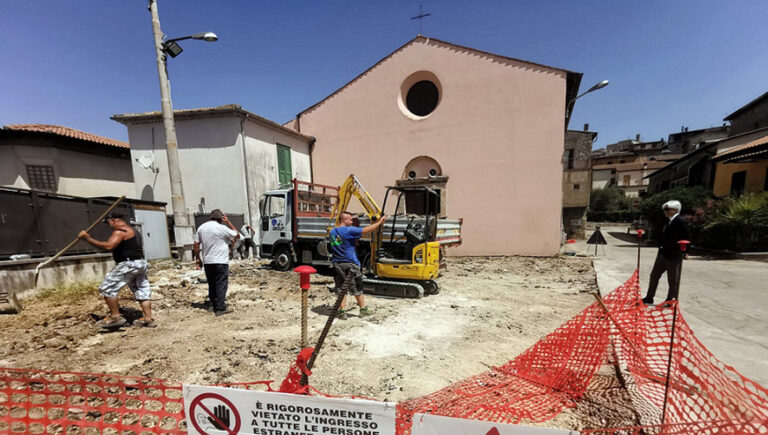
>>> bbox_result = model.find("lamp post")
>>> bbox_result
[148,0,217,260]
[566,79,610,119]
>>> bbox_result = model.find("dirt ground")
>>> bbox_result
[0,256,640,431]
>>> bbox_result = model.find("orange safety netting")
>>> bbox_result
[2,271,767,434]
[396,270,768,434]
[0,368,185,434]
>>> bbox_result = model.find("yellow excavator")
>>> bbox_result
[328,175,440,298]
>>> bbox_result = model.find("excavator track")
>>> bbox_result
[362,278,424,299]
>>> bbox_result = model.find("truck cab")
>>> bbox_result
[259,188,293,269]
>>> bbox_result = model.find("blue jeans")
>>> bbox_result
[204,263,229,311]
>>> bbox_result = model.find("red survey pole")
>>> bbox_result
[661,239,690,425]
[635,229,645,271]
[293,265,317,348]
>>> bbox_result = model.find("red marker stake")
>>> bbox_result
[661,239,690,425]
[636,229,645,272]
[294,265,317,348]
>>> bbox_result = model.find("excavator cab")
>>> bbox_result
[372,186,441,294]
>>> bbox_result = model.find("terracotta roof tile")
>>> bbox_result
[713,132,768,161]
[3,124,129,149]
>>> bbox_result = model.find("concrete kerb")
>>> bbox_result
[0,253,114,312]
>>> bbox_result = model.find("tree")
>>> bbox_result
[639,186,711,240]
[590,187,631,212]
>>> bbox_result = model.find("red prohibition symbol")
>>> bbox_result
[189,392,242,435]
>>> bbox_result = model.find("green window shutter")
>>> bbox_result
[277,144,292,185]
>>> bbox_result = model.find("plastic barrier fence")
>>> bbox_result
[2,271,767,434]
[0,368,185,434]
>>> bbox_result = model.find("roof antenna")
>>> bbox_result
[411,5,431,36]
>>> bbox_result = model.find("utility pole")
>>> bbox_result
[149,0,194,259]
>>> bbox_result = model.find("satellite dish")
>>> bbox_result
[136,152,155,169]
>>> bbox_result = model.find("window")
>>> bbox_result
[623,175,631,186]
[262,195,285,218]
[731,171,746,196]
[26,165,56,191]
[406,81,440,116]
[573,184,580,190]
[399,71,442,119]
[276,144,292,185]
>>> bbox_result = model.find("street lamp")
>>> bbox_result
[148,0,217,260]
[162,32,218,58]
[566,79,609,119]
[574,79,610,102]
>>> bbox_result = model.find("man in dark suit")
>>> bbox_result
[643,200,690,305]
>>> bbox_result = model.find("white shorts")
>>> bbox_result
[99,259,151,300]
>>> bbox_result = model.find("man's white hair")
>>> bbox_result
[662,200,682,211]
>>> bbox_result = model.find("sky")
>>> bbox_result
[1,1,767,149]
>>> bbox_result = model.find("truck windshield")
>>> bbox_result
[263,195,286,218]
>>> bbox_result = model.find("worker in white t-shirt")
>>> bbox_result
[193,209,239,316]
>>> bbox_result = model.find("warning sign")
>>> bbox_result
[410,413,580,435]
[184,385,397,435]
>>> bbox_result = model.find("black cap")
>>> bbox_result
[102,212,125,223]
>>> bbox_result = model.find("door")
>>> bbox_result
[134,209,171,260]
[730,171,746,196]
[259,194,289,251]
[276,144,292,185]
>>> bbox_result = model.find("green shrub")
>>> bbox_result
[701,192,768,251]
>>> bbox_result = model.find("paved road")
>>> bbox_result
[573,225,768,387]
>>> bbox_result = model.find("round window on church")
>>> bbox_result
[406,81,439,116]
[398,71,442,120]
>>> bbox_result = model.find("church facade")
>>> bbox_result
[287,36,582,255]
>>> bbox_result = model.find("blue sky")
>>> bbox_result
[1,1,767,149]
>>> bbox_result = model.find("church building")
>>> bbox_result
[286,36,582,255]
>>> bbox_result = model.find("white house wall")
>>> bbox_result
[241,119,312,242]
[125,114,312,240]
[128,117,248,219]
[0,145,134,197]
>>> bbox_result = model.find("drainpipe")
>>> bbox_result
[239,116,258,256]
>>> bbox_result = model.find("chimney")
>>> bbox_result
[681,125,685,132]
[583,123,589,131]
[684,127,689,132]
[635,134,641,141]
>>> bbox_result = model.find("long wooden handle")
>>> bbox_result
[36,196,126,269]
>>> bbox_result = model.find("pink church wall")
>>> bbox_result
[295,38,567,256]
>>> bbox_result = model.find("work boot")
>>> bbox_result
[359,306,373,316]
[641,297,654,306]
[214,308,234,317]
[337,309,348,320]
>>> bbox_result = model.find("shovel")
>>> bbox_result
[33,196,126,288]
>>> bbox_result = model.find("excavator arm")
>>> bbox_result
[328,174,383,266]
[332,175,382,224]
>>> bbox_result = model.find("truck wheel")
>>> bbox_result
[274,246,293,271]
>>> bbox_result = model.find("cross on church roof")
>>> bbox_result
[411,5,431,36]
